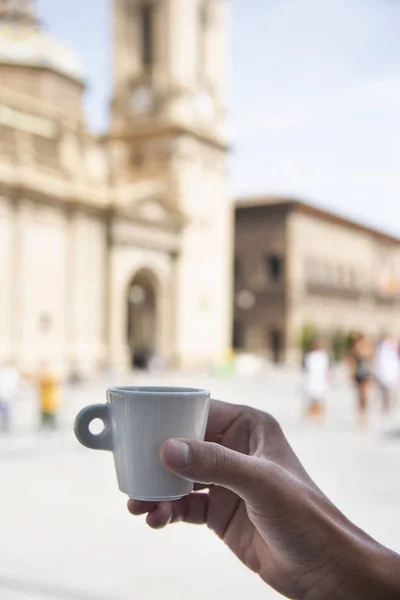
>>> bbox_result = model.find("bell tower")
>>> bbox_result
[110,0,232,368]
[111,0,227,140]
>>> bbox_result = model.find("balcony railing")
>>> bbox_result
[305,280,362,299]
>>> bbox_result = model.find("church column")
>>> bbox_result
[103,211,113,370]
[65,206,77,376]
[0,196,14,363]
[167,250,180,368]
[109,245,130,373]
[11,196,24,369]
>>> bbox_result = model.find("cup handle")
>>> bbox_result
[74,404,113,451]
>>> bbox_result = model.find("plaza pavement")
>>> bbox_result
[1,366,400,600]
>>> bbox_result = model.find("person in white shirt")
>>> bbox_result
[374,334,400,414]
[0,361,20,433]
[302,339,331,423]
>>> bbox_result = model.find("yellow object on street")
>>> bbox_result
[39,372,60,415]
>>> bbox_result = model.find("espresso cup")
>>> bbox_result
[74,386,210,501]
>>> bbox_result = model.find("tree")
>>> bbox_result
[332,329,348,362]
[300,322,319,355]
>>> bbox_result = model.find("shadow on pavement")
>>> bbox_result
[0,576,119,600]
[383,428,400,440]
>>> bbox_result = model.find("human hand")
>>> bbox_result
[128,401,400,600]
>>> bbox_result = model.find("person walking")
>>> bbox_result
[302,338,331,423]
[348,333,373,427]
[0,361,20,433]
[374,333,400,415]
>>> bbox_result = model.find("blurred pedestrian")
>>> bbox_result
[68,359,82,385]
[374,333,400,415]
[348,333,373,427]
[38,363,61,430]
[149,354,166,374]
[302,338,331,423]
[0,360,20,433]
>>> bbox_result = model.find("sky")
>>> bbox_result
[36,0,400,236]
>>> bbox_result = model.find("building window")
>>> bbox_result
[140,4,153,67]
[269,329,283,364]
[306,257,317,282]
[0,125,18,163]
[349,268,357,289]
[32,135,60,170]
[337,264,345,287]
[39,312,53,334]
[266,254,283,283]
[131,145,145,168]
[233,320,244,350]
[323,261,333,285]
[198,0,210,81]
[234,257,241,284]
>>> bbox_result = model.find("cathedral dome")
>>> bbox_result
[0,1,83,82]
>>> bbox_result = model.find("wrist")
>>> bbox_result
[302,512,400,600]
[364,543,400,599]
[324,528,400,600]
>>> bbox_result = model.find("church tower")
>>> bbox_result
[110,0,232,368]
[0,0,38,24]
[111,0,227,139]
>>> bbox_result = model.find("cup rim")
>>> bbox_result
[107,386,210,397]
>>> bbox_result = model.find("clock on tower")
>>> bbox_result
[112,0,224,134]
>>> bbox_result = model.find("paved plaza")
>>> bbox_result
[1,367,400,600]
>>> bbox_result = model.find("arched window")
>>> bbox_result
[198,0,210,81]
[139,3,154,68]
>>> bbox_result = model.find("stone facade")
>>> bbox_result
[234,198,400,364]
[0,0,232,375]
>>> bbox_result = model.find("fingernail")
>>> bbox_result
[165,439,190,469]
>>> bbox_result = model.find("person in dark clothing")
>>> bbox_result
[348,332,373,427]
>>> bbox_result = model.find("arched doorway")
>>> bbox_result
[269,328,283,364]
[126,270,157,369]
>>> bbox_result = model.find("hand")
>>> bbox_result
[128,401,400,600]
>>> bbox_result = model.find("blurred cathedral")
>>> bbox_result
[0,0,232,374]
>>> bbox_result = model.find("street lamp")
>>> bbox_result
[236,290,256,311]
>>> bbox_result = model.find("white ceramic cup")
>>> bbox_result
[74,386,211,501]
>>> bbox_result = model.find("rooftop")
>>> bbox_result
[235,195,400,246]
[0,0,83,82]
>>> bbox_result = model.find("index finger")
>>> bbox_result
[205,400,247,439]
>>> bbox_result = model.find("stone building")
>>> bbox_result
[0,0,232,374]
[234,197,400,364]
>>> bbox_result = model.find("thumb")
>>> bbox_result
[160,438,263,500]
